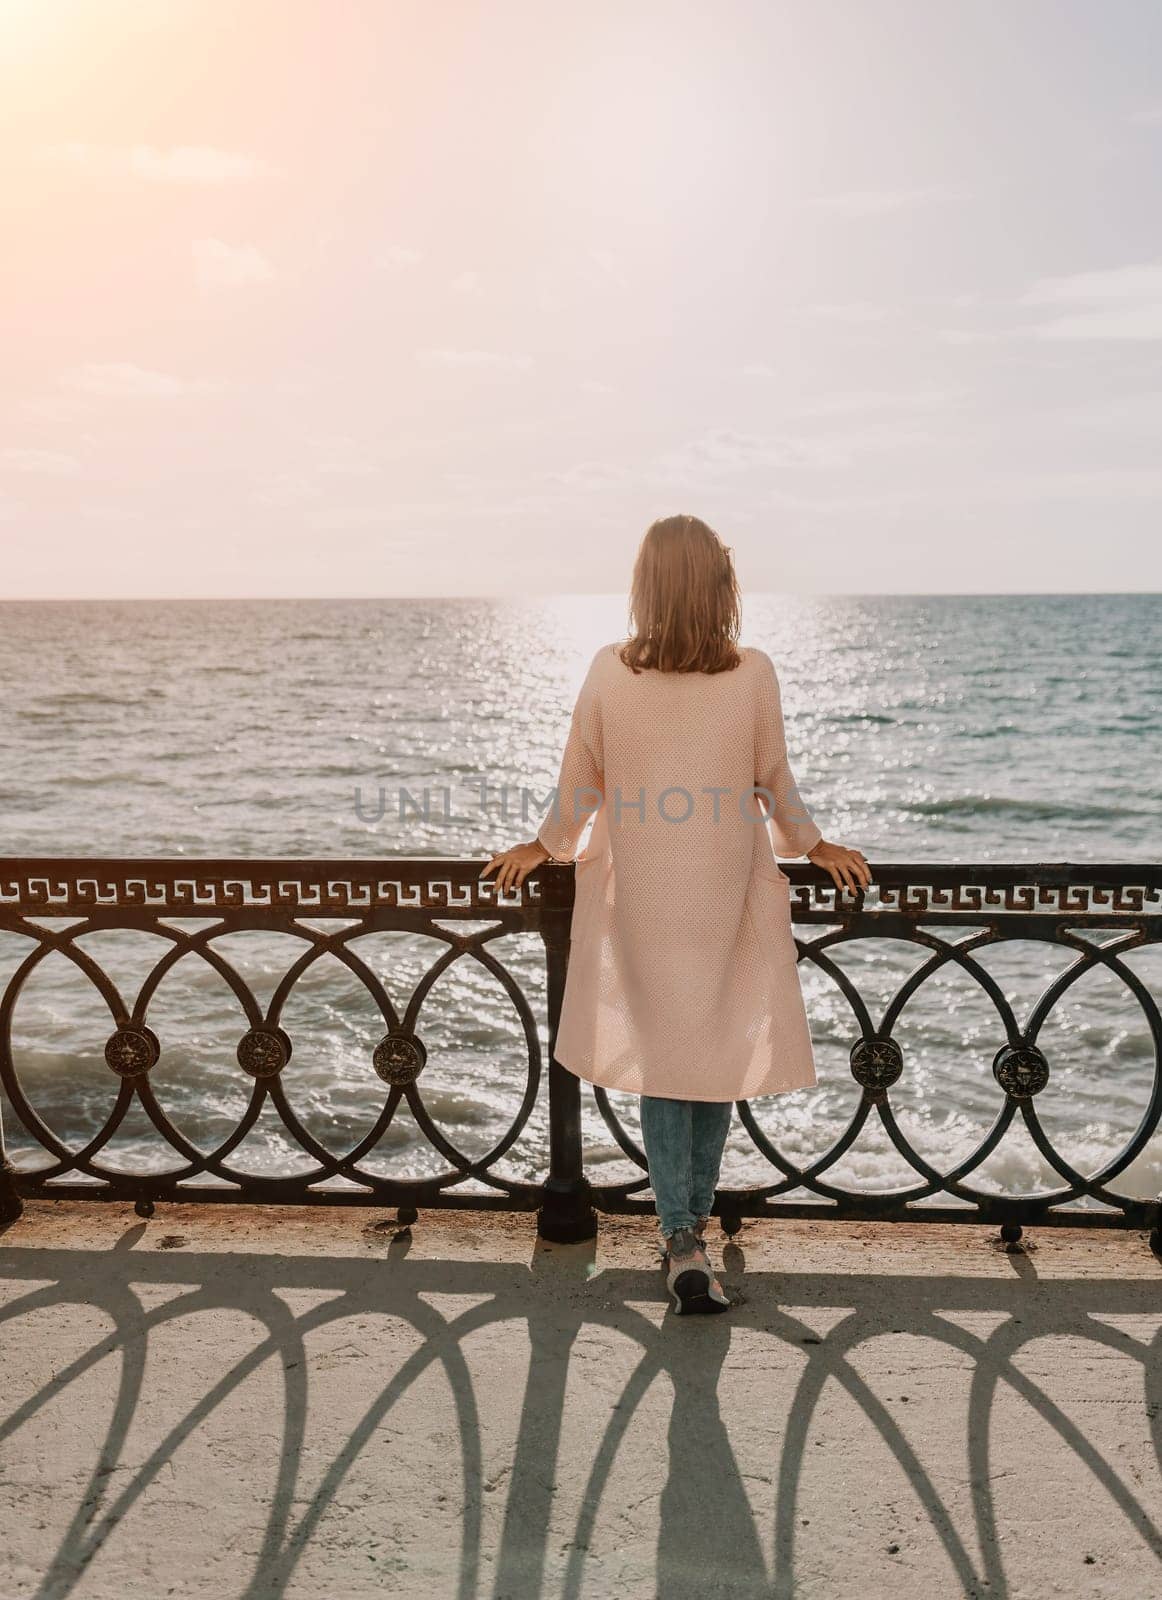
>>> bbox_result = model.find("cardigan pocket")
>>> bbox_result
[746,868,800,969]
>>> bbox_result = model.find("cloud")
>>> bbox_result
[795,387,964,418]
[302,508,430,539]
[586,247,627,288]
[793,302,894,324]
[1021,262,1162,306]
[649,419,938,487]
[416,348,533,371]
[1128,104,1162,127]
[935,327,1005,345]
[1018,261,1162,340]
[79,505,144,524]
[545,461,632,492]
[249,437,386,507]
[810,186,947,218]
[963,467,1162,504]
[741,306,894,373]
[58,363,218,396]
[250,472,322,509]
[310,436,383,477]
[0,447,80,477]
[655,427,842,478]
[767,486,930,516]
[49,143,279,182]
[532,424,886,503]
[380,245,424,269]
[450,269,483,295]
[193,238,274,289]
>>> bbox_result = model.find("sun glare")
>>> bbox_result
[0,0,72,57]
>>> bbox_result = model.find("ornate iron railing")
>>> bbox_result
[0,858,1159,1253]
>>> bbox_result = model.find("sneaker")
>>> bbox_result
[654,1214,709,1261]
[663,1226,731,1315]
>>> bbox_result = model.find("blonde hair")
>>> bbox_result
[617,514,742,675]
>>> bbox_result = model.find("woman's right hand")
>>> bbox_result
[806,839,872,893]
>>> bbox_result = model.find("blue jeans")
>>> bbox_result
[639,1095,734,1237]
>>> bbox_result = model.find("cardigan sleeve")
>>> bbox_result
[752,650,823,859]
[535,650,605,861]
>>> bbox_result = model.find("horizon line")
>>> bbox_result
[1,588,1160,603]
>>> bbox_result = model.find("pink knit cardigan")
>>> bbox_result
[535,643,823,1101]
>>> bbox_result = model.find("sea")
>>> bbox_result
[0,592,1159,1206]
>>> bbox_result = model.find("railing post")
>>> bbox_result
[536,865,597,1243]
[0,1099,23,1226]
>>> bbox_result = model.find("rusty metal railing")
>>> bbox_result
[0,858,1159,1253]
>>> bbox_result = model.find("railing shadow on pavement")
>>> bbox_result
[1,1218,1161,1600]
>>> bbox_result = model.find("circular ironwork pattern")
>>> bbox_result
[849,1034,904,1091]
[236,1027,292,1079]
[992,1041,1050,1100]
[0,896,543,1206]
[373,1030,428,1086]
[104,1024,161,1078]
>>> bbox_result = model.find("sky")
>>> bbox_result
[1,0,1161,598]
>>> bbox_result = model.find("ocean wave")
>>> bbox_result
[60,771,171,788]
[820,712,896,726]
[35,690,165,707]
[904,795,1154,823]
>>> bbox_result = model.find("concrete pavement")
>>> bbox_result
[1,1200,1159,1599]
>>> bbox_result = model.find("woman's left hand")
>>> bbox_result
[479,839,552,892]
